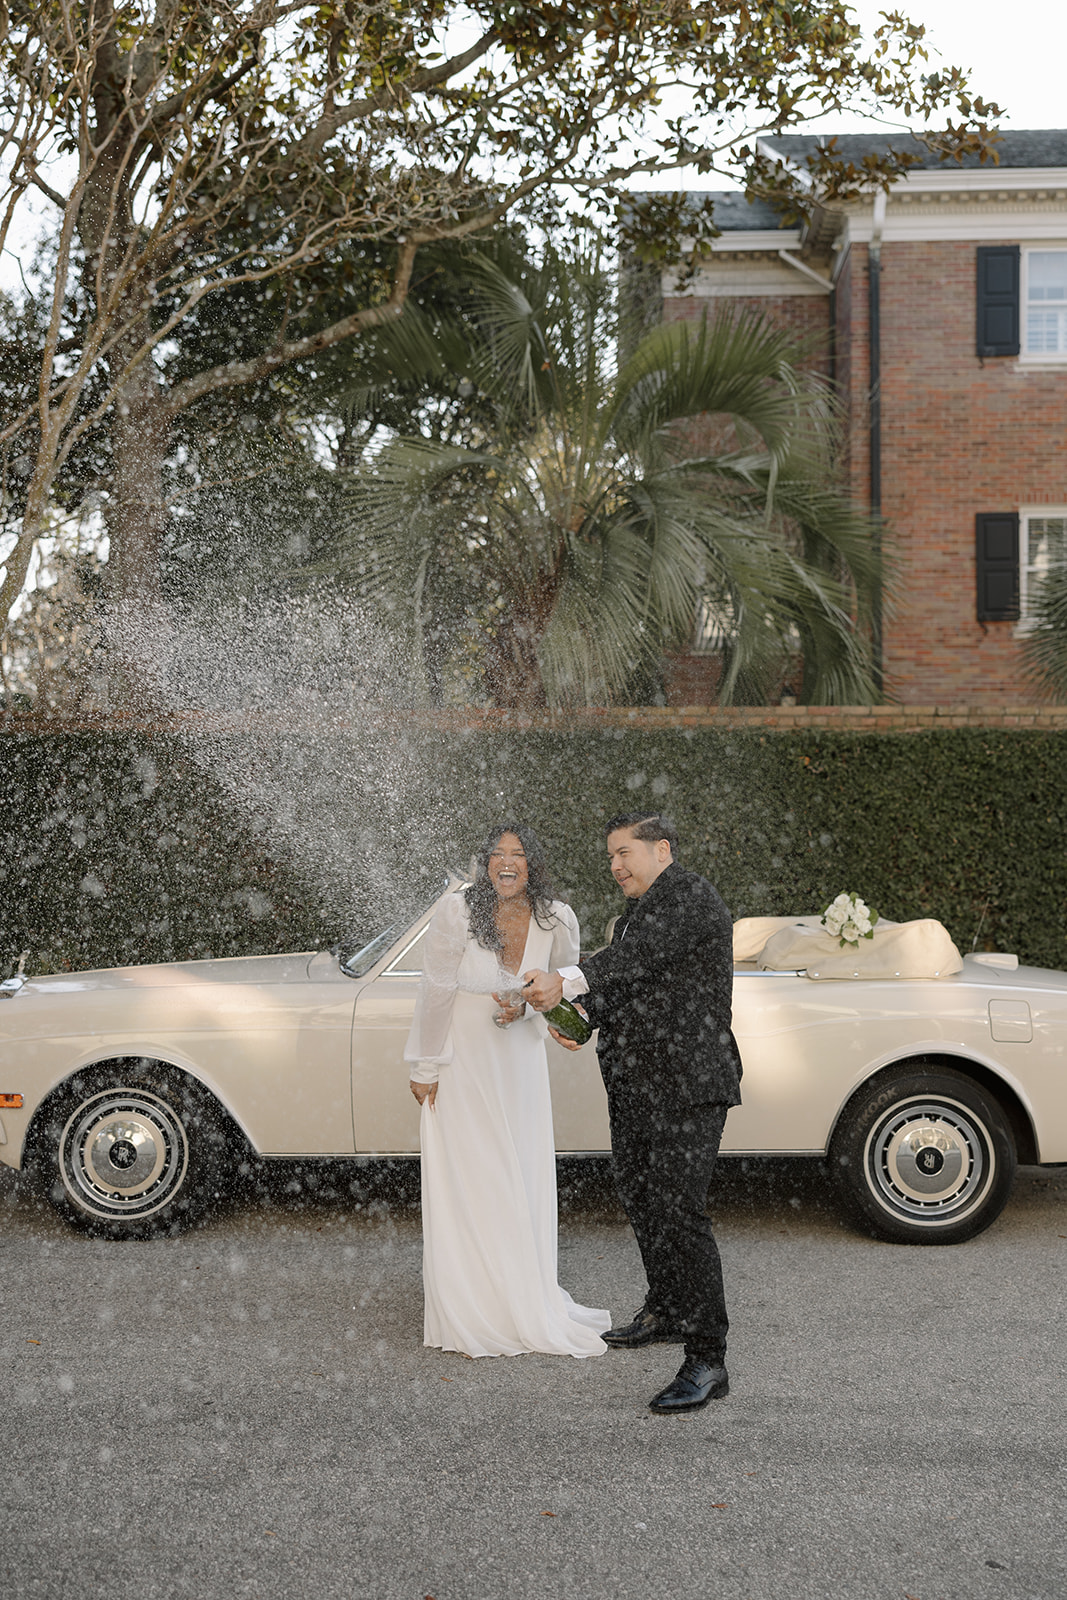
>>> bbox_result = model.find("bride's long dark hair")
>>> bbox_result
[465,822,558,954]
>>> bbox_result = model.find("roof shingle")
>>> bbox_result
[759,129,1067,171]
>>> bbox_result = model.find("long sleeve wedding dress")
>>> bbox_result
[404,891,609,1358]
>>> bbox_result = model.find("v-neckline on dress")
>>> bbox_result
[498,911,534,978]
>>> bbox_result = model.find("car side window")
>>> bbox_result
[384,928,426,976]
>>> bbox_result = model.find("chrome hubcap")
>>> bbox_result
[866,1098,994,1224]
[60,1089,189,1220]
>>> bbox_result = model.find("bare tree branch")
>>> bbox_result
[161,237,420,414]
[25,163,68,209]
[293,27,501,155]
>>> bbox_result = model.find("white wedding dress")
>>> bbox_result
[405,891,610,1358]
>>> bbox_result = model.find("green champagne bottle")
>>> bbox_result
[543,997,593,1045]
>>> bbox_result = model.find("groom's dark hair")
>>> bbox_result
[605,812,678,856]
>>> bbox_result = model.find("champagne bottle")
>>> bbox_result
[543,997,593,1045]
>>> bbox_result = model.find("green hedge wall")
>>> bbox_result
[2,727,1065,975]
[432,726,1067,970]
[0,736,320,975]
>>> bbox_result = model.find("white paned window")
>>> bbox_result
[1020,512,1067,623]
[1025,251,1067,356]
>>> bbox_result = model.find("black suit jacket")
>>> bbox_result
[578,862,742,1109]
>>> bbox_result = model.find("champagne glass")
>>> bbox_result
[493,969,525,1028]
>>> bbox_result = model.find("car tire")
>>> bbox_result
[27,1061,235,1239]
[829,1065,1017,1245]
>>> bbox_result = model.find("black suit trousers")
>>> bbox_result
[606,1088,729,1362]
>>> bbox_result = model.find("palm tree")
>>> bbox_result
[1021,567,1067,699]
[327,241,884,708]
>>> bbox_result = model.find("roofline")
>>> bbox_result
[707,228,803,251]
[754,136,1067,196]
[755,135,815,190]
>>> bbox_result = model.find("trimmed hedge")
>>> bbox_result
[2,727,1065,974]
[0,736,317,974]
[433,726,1067,970]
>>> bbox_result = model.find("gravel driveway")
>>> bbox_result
[2,1158,1065,1600]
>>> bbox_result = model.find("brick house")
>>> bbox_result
[660,130,1067,705]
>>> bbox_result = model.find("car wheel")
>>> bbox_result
[27,1062,235,1239]
[829,1066,1017,1245]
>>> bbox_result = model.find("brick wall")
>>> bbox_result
[401,705,1067,732]
[6,705,1067,735]
[422,704,1067,732]
[868,239,1067,703]
[662,651,723,704]
[663,288,833,373]
[664,240,1067,707]
[835,244,869,500]
[412,700,1067,726]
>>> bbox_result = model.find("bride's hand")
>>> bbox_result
[411,1080,438,1108]
[492,992,526,1026]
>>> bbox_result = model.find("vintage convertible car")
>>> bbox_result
[1,877,1064,1245]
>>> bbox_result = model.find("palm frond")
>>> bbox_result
[1021,567,1067,698]
[336,300,475,423]
[322,241,883,707]
[611,309,834,469]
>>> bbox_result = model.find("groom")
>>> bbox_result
[523,812,742,1414]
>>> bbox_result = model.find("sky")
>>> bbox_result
[800,0,1065,136]
[634,0,1067,192]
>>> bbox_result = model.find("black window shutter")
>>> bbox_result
[975,513,1020,621]
[976,246,1020,357]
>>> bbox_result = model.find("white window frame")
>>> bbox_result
[1017,508,1067,630]
[1021,246,1067,364]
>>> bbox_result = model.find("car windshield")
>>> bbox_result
[337,877,455,978]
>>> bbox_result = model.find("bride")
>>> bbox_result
[405,823,609,1358]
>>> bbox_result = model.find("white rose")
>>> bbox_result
[842,920,860,943]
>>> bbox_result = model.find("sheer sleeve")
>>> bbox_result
[548,902,580,971]
[404,894,468,1080]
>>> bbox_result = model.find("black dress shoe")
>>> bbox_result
[602,1308,682,1348]
[648,1358,729,1413]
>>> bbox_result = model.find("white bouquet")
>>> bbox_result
[821,891,879,948]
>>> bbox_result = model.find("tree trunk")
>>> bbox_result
[107,355,169,607]
[482,575,560,708]
[78,125,174,711]
[98,354,175,716]
[483,619,548,708]
[75,97,170,612]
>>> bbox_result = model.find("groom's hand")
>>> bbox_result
[547,1025,582,1052]
[521,968,564,1011]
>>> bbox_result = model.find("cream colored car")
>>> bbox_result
[1,878,1064,1244]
